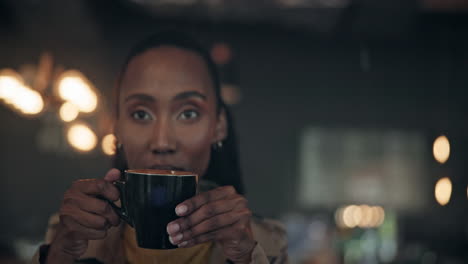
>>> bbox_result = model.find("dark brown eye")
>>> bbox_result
[131,110,152,121]
[179,110,199,120]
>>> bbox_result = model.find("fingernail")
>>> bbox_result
[173,233,183,243]
[178,241,188,247]
[167,223,180,234]
[169,236,175,245]
[175,205,187,216]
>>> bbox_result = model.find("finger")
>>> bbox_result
[53,239,88,259]
[60,215,108,240]
[63,191,120,226]
[175,186,237,217]
[178,219,251,248]
[167,194,247,235]
[169,208,251,245]
[79,195,120,227]
[71,179,120,202]
[60,204,110,229]
[104,168,121,182]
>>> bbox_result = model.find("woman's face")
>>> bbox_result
[116,46,226,176]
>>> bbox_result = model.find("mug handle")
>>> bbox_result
[98,181,134,227]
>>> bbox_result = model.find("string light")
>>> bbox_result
[433,135,450,164]
[0,70,44,115]
[0,72,23,103]
[336,205,385,229]
[14,85,44,115]
[101,134,116,156]
[358,205,372,228]
[59,102,79,122]
[2,64,102,156]
[67,123,97,152]
[435,177,452,206]
[57,71,97,113]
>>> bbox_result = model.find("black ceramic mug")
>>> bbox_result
[110,169,198,249]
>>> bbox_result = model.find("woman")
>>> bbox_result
[32,31,288,264]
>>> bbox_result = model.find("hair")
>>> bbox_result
[112,30,245,195]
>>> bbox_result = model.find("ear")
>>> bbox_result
[213,109,228,143]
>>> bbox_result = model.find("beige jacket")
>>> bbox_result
[31,213,288,264]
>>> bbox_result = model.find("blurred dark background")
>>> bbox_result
[1,0,467,263]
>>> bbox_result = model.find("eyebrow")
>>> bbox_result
[124,93,155,103]
[173,91,207,101]
[124,91,207,104]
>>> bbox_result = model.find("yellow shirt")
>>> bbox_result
[123,224,214,264]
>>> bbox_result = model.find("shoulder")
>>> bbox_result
[250,215,288,256]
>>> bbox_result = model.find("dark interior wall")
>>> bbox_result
[0,1,467,253]
[233,27,468,217]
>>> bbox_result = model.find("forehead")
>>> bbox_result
[120,46,214,98]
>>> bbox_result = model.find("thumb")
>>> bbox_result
[103,168,121,182]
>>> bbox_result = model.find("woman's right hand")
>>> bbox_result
[46,169,121,264]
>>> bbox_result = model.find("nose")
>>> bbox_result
[149,117,176,155]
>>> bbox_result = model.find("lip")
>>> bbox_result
[149,164,186,171]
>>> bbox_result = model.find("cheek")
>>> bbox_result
[117,121,149,168]
[177,123,215,173]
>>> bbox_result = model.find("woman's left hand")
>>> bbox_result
[167,186,256,264]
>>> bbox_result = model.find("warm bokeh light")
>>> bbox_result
[14,85,44,114]
[0,71,44,115]
[57,72,97,113]
[358,205,372,228]
[211,43,232,65]
[221,84,242,105]
[59,102,79,122]
[433,135,450,164]
[435,177,452,206]
[374,206,385,226]
[101,134,116,156]
[341,206,353,228]
[336,205,385,229]
[67,123,97,152]
[334,207,346,228]
[343,205,362,228]
[0,73,23,104]
[367,206,380,227]
[351,205,363,227]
